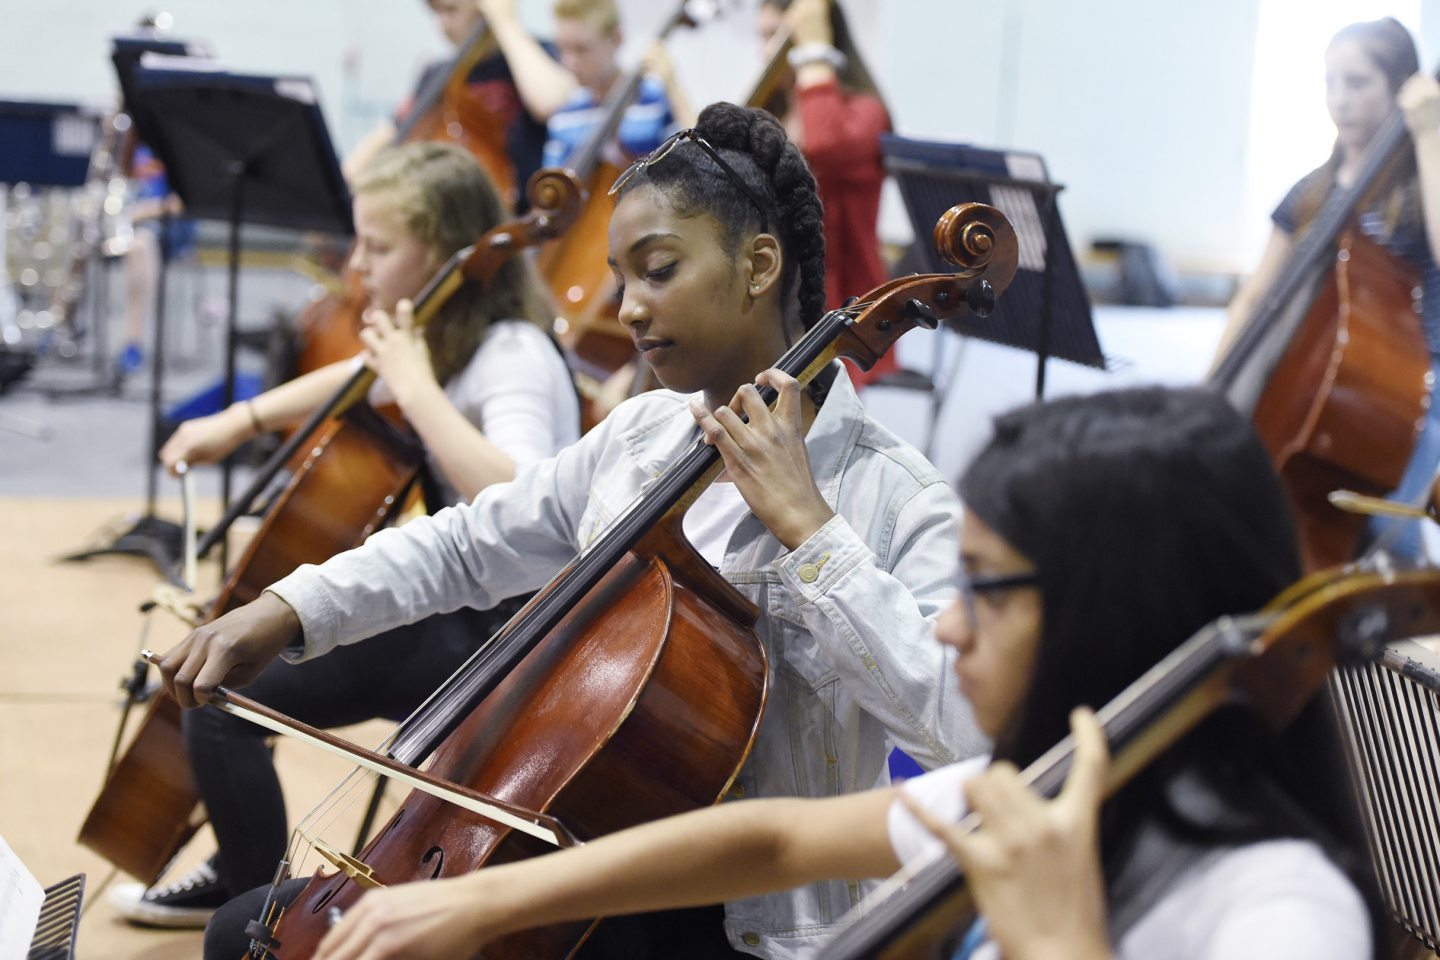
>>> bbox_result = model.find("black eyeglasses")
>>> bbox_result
[960,570,1040,624]
[608,128,769,228]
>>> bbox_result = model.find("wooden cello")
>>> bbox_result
[540,1,713,388]
[816,564,1440,959]
[76,171,583,886]
[239,202,1017,959]
[1212,92,1434,571]
[295,17,518,375]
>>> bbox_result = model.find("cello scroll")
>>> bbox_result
[828,202,1018,375]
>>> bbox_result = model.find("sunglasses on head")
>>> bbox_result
[609,128,769,229]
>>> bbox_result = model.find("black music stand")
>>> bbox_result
[84,57,352,574]
[881,135,1105,449]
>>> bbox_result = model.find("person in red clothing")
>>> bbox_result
[757,0,896,386]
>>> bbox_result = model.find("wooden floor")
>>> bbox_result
[0,498,393,959]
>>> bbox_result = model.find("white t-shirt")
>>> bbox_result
[680,480,751,568]
[886,759,1372,960]
[370,319,580,504]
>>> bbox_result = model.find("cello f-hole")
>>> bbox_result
[311,887,337,914]
[422,846,445,879]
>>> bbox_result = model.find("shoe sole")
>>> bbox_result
[108,887,216,929]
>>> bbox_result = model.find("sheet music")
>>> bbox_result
[0,835,43,960]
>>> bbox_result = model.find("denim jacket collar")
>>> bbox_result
[614,363,863,504]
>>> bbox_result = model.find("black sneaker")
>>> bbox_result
[108,858,230,928]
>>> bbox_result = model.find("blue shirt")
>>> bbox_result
[543,74,676,170]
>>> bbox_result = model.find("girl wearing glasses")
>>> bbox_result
[166,102,977,959]
[312,387,1382,960]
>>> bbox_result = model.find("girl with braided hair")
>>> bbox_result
[164,101,978,959]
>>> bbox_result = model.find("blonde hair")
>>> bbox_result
[351,142,550,385]
[553,0,619,34]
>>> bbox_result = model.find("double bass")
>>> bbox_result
[541,1,714,392]
[1212,81,1435,571]
[77,171,583,886]
[295,16,518,375]
[230,203,1018,959]
[816,564,1440,958]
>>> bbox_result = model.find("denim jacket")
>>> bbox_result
[269,367,985,958]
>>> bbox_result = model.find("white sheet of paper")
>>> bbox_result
[0,835,44,960]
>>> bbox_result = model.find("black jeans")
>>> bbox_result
[206,880,745,960]
[184,604,509,897]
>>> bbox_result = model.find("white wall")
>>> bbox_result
[3,0,1435,273]
[0,0,450,151]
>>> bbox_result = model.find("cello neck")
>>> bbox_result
[567,68,650,180]
[745,20,795,109]
[819,613,1261,960]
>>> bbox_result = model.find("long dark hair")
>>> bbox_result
[613,102,828,337]
[1296,16,1421,238]
[959,386,1387,949]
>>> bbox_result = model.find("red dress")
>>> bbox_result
[795,77,897,386]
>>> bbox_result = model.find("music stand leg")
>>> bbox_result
[1034,191,1060,400]
[60,216,185,582]
[217,164,249,574]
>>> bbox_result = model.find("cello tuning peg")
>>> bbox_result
[901,298,939,330]
[966,279,996,318]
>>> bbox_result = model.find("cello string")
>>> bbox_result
[292,766,376,851]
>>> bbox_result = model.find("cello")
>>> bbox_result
[295,16,518,376]
[77,170,584,887]
[815,564,1440,959]
[540,1,714,397]
[1212,83,1435,571]
[232,202,1017,959]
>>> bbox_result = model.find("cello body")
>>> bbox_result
[1250,230,1429,570]
[401,58,515,206]
[268,526,769,958]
